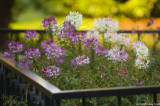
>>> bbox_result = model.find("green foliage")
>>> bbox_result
[2,95,27,106]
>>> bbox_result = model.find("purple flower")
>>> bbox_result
[45,46,66,59]
[157,27,160,30]
[59,21,75,39]
[147,19,154,26]
[41,39,56,50]
[25,48,41,59]
[45,65,60,77]
[19,57,31,69]
[71,55,90,66]
[4,51,15,59]
[8,41,23,53]
[85,38,99,49]
[96,46,109,55]
[71,32,86,45]
[42,17,57,29]
[108,50,128,62]
[24,30,37,40]
[57,58,64,64]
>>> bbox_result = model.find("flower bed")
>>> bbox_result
[3,11,160,104]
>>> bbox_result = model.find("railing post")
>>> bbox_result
[153,93,157,106]
[118,96,121,106]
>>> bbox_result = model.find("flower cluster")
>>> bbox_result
[45,46,66,60]
[85,38,99,49]
[107,49,128,62]
[4,41,23,59]
[41,39,56,50]
[59,21,75,39]
[42,17,57,29]
[93,18,119,32]
[95,46,109,56]
[44,65,60,77]
[132,40,150,69]
[65,11,82,30]
[71,55,90,66]
[25,48,41,59]
[104,31,130,46]
[86,30,99,39]
[24,30,37,40]
[19,57,31,69]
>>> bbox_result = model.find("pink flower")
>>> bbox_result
[139,82,143,86]
[41,68,46,73]
[106,77,109,80]
[124,70,128,74]
[101,74,103,78]
[116,67,119,71]
[118,73,121,77]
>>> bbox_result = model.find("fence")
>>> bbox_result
[0,28,160,54]
[0,29,160,106]
[0,53,160,106]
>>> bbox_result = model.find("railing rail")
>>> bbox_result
[0,29,160,105]
[0,52,160,106]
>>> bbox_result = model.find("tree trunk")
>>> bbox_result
[0,0,15,52]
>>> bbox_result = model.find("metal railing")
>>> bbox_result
[0,29,160,105]
[0,54,160,106]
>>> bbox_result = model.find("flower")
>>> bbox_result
[93,18,119,32]
[4,51,15,59]
[65,11,82,29]
[86,30,99,39]
[71,55,90,66]
[85,38,99,49]
[19,57,31,69]
[157,27,160,30]
[25,48,41,59]
[104,32,130,46]
[59,21,75,39]
[45,65,60,77]
[41,39,56,50]
[8,41,23,53]
[132,40,149,57]
[139,82,143,86]
[42,17,57,29]
[95,46,109,55]
[124,70,128,74]
[24,30,37,40]
[147,19,154,26]
[118,73,121,77]
[135,56,150,69]
[45,46,66,59]
[107,49,128,62]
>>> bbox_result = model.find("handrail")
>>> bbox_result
[0,53,61,99]
[0,28,160,33]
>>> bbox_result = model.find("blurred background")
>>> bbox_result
[0,0,160,55]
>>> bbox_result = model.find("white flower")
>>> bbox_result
[86,30,99,39]
[132,40,149,57]
[135,56,150,69]
[65,11,82,30]
[104,32,130,46]
[93,18,119,32]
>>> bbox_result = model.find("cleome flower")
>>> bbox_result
[25,48,41,59]
[135,56,150,69]
[44,65,60,77]
[42,16,57,29]
[65,11,82,30]
[19,57,31,69]
[86,30,99,39]
[41,39,56,50]
[24,30,37,40]
[93,18,119,32]
[71,54,90,66]
[8,41,23,53]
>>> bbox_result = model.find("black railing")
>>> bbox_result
[0,53,160,106]
[0,28,160,54]
[0,29,160,105]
